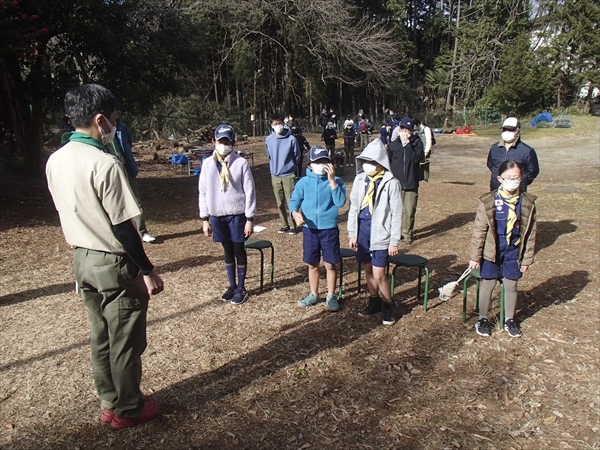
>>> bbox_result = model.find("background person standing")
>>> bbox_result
[487,117,540,192]
[387,117,424,245]
[265,112,301,234]
[414,118,434,182]
[115,119,156,242]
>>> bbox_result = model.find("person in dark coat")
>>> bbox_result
[487,117,539,192]
[293,126,311,178]
[387,117,424,245]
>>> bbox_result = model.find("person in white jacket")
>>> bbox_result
[347,139,403,326]
[414,118,434,182]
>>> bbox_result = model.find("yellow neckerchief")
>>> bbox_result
[214,151,230,190]
[498,187,520,245]
[360,168,385,213]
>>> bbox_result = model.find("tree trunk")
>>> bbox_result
[283,50,293,114]
[446,0,461,110]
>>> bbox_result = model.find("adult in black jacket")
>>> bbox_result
[487,117,539,192]
[387,117,424,244]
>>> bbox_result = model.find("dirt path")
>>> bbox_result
[0,119,598,449]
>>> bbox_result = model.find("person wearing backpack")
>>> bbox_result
[414,119,434,182]
[343,122,356,167]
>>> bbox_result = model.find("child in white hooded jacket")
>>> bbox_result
[347,139,403,326]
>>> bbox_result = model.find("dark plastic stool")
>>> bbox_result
[462,269,505,324]
[244,239,274,292]
[338,248,361,298]
[388,254,430,311]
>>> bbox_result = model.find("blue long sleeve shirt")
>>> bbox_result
[289,168,346,230]
[265,129,300,177]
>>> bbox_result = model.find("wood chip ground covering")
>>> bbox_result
[1,119,599,449]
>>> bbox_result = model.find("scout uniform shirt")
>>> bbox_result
[46,136,141,254]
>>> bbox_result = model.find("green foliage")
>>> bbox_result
[2,0,599,176]
[481,32,554,115]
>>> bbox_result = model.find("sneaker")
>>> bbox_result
[110,397,160,430]
[504,319,522,337]
[230,289,249,305]
[326,294,339,312]
[141,233,156,243]
[475,318,492,337]
[298,293,322,308]
[278,226,290,234]
[381,300,396,325]
[288,227,297,235]
[358,296,383,317]
[221,287,236,301]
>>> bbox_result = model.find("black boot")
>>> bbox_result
[358,295,382,317]
[382,299,396,326]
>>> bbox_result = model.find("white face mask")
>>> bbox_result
[502,131,517,143]
[99,116,116,145]
[273,124,284,135]
[500,178,520,192]
[215,143,232,156]
[311,163,327,175]
[362,162,378,176]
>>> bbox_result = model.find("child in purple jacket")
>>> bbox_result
[199,124,257,304]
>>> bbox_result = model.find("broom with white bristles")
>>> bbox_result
[438,268,472,301]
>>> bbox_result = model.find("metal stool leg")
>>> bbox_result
[500,281,505,327]
[423,266,430,312]
[463,275,481,323]
[257,249,265,292]
[462,277,469,323]
[389,264,397,295]
[338,258,344,299]
[269,245,274,285]
[417,267,422,305]
[475,278,480,311]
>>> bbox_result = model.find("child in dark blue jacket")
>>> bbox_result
[290,146,347,312]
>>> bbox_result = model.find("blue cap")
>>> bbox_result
[307,145,330,162]
[214,124,235,141]
[399,117,414,129]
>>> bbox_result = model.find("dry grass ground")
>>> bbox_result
[1,117,599,449]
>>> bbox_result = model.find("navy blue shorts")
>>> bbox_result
[356,219,389,268]
[303,227,341,265]
[210,214,246,243]
[480,239,522,280]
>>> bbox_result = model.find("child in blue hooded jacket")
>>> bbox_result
[290,146,347,312]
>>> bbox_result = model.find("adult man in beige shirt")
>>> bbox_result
[46,84,163,430]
